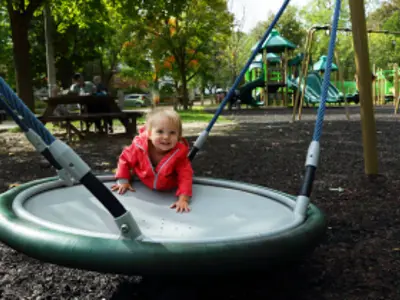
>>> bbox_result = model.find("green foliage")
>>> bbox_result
[7,126,22,133]
[4,0,400,103]
[0,6,14,87]
[119,0,234,106]
[267,5,307,50]
[243,4,306,55]
[160,83,175,95]
[50,0,113,85]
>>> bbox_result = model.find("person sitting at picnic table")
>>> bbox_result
[93,75,113,133]
[69,73,104,132]
[69,73,96,95]
[93,75,108,96]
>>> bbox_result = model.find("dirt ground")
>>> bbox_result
[1,105,400,299]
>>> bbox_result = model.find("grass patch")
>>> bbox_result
[178,109,229,123]
[137,108,230,125]
[7,127,22,133]
[40,108,231,134]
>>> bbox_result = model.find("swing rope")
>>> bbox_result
[294,0,341,218]
[188,0,292,161]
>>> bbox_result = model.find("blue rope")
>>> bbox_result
[0,93,30,132]
[206,0,291,132]
[0,77,55,145]
[312,0,341,142]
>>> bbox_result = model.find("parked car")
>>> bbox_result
[34,87,49,101]
[124,93,150,107]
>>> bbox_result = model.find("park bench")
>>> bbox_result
[38,94,144,141]
[38,111,142,141]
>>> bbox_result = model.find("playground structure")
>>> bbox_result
[293,25,400,120]
[234,29,345,109]
[374,65,400,113]
[234,24,400,119]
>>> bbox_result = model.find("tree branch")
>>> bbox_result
[142,24,181,61]
[19,0,24,13]
[106,43,124,85]
[186,69,201,82]
[26,0,45,18]
[5,0,14,16]
[185,43,206,68]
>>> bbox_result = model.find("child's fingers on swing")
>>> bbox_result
[170,201,190,213]
[118,186,127,194]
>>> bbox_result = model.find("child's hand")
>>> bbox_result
[111,182,135,194]
[170,195,191,213]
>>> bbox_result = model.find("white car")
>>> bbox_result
[34,87,49,100]
[124,94,150,107]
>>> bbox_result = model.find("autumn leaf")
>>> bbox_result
[8,183,20,189]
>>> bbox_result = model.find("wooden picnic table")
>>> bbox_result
[38,94,143,141]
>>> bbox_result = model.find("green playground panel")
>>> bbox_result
[376,69,400,95]
[332,81,357,95]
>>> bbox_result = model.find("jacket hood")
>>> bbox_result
[134,125,190,154]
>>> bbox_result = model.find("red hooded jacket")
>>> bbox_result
[115,127,193,196]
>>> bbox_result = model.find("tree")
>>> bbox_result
[234,4,306,79]
[366,0,400,72]
[24,0,136,91]
[50,0,116,87]
[0,6,14,87]
[298,1,358,80]
[124,0,234,109]
[267,5,307,49]
[4,0,46,111]
[195,40,232,95]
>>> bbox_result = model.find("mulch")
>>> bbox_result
[1,105,400,299]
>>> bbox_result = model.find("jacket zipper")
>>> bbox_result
[136,143,180,190]
[153,149,179,189]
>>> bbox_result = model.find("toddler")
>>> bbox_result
[111,108,193,213]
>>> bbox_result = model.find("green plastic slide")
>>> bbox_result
[237,75,265,107]
[288,72,343,104]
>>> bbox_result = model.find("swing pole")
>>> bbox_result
[349,0,379,175]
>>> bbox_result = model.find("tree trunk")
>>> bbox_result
[99,58,106,86]
[56,57,74,89]
[181,77,189,110]
[173,80,180,110]
[179,63,189,110]
[151,76,160,108]
[44,3,57,97]
[200,85,204,106]
[9,13,34,111]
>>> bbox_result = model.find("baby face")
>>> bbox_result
[148,117,180,152]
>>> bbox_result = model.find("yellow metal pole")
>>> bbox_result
[394,64,399,113]
[263,49,269,107]
[297,29,316,120]
[292,28,314,121]
[283,48,288,106]
[349,0,379,175]
[381,71,385,105]
[334,49,350,120]
[372,64,376,105]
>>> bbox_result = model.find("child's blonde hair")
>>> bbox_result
[145,108,183,137]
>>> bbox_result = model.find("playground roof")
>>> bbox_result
[287,53,304,67]
[251,29,296,54]
[249,53,281,71]
[313,55,338,72]
[253,53,281,64]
